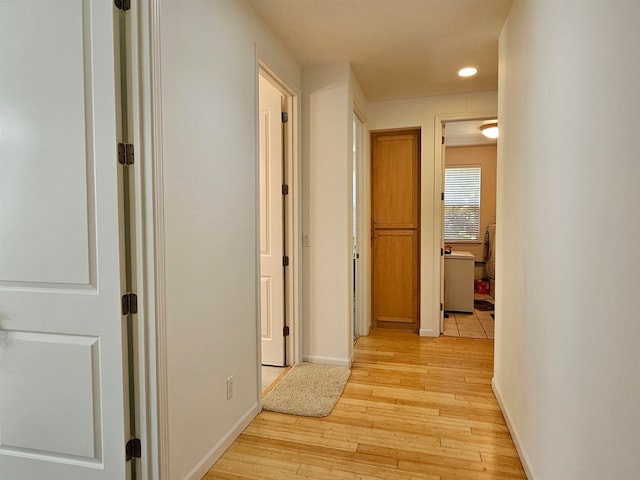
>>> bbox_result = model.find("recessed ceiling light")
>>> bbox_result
[458,67,478,77]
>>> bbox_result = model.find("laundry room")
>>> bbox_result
[442,120,497,338]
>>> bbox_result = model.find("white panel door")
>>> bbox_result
[259,74,285,366]
[0,1,128,479]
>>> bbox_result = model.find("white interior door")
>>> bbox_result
[0,2,128,478]
[259,74,285,366]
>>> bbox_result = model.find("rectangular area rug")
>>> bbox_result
[474,299,495,311]
[262,362,351,417]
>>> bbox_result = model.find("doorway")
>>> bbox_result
[438,118,497,339]
[258,71,287,367]
[370,129,421,332]
[257,67,300,378]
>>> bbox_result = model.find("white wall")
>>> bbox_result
[368,92,498,336]
[302,63,352,366]
[494,2,640,479]
[157,1,300,478]
[300,64,370,365]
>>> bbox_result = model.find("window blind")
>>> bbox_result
[444,167,481,241]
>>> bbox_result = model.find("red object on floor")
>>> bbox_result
[474,279,490,294]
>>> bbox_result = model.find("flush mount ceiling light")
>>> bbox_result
[480,122,499,139]
[458,67,478,77]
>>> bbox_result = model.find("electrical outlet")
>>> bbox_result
[302,234,311,247]
[226,375,234,399]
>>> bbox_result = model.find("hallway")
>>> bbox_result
[204,330,526,479]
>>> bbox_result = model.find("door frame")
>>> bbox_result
[352,108,370,339]
[131,1,165,477]
[257,62,302,371]
[116,4,147,479]
[258,70,286,367]
[433,111,497,337]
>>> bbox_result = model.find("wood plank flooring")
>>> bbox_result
[204,329,526,479]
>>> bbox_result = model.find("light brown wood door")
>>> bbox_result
[371,130,420,331]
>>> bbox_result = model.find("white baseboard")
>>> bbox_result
[419,327,438,337]
[183,401,260,480]
[492,378,535,480]
[303,354,352,367]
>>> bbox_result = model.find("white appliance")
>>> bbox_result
[444,251,475,312]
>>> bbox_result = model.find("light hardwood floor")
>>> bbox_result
[204,329,526,479]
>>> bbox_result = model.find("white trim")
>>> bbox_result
[254,46,263,416]
[432,112,497,337]
[419,327,438,337]
[288,93,303,365]
[303,355,353,368]
[353,102,367,125]
[257,62,302,367]
[181,402,260,480]
[353,113,370,338]
[359,117,371,338]
[492,379,535,480]
[129,1,163,478]
[139,0,170,477]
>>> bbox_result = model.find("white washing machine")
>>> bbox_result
[444,251,475,312]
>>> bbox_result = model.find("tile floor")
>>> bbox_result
[443,293,495,339]
[261,366,285,393]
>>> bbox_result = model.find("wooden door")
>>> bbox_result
[0,2,129,479]
[259,74,286,366]
[371,130,420,331]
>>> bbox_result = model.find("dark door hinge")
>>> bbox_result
[440,303,444,311]
[121,293,138,315]
[441,248,444,256]
[441,136,445,145]
[125,438,141,461]
[282,256,289,267]
[281,112,288,123]
[283,325,290,336]
[115,0,131,11]
[441,192,444,201]
[118,143,134,165]
[282,184,289,195]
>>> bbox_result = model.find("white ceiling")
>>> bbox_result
[247,0,513,101]
[445,119,498,147]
